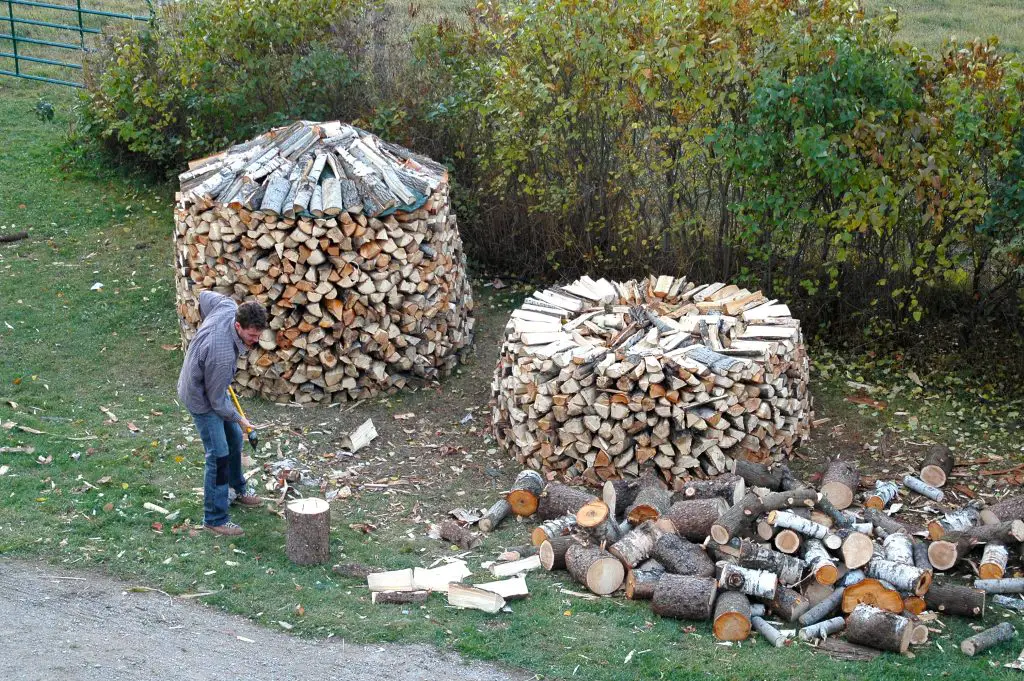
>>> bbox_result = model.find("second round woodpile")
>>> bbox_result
[174,120,475,404]
[491,275,812,485]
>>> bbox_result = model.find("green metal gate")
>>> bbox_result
[1,0,151,88]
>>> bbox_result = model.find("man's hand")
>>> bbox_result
[239,416,254,433]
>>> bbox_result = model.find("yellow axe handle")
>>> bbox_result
[227,386,251,433]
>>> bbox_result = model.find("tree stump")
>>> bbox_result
[919,445,954,487]
[507,469,545,516]
[285,497,331,565]
[846,604,912,653]
[565,544,624,595]
[819,460,860,510]
[713,590,752,641]
[651,574,718,620]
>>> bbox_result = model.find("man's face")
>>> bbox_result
[235,323,262,348]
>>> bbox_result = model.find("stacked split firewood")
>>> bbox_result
[472,450,1023,657]
[491,275,811,485]
[174,120,474,403]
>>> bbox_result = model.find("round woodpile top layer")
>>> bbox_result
[490,275,811,486]
[174,120,474,404]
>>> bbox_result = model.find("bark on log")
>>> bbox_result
[372,590,430,604]
[862,508,912,539]
[608,520,664,568]
[479,499,511,533]
[760,488,819,512]
[720,563,778,599]
[678,474,745,505]
[980,544,1009,580]
[532,513,578,546]
[625,559,666,600]
[864,480,899,510]
[576,499,623,544]
[923,582,985,618]
[903,475,944,502]
[882,533,915,565]
[865,557,931,596]
[663,498,728,541]
[737,539,806,586]
[713,590,752,641]
[439,520,481,550]
[961,622,1015,657]
[709,492,765,545]
[565,543,625,595]
[819,460,860,510]
[981,494,1024,524]
[803,538,839,586]
[627,485,673,524]
[927,507,980,541]
[537,483,597,520]
[975,578,1024,594]
[507,469,545,516]
[770,586,810,622]
[752,614,787,647]
[539,535,579,571]
[799,587,845,626]
[603,478,641,520]
[799,616,844,641]
[285,497,331,565]
[651,574,718,621]
[651,533,715,577]
[0,230,29,243]
[912,539,933,572]
[846,604,912,653]
[919,445,954,488]
[730,460,786,491]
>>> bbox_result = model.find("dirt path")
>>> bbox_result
[0,559,528,681]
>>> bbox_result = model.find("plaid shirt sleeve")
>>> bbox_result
[203,332,243,423]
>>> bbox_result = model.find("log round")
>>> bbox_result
[713,590,752,641]
[175,121,474,404]
[490,277,811,483]
[845,604,912,654]
[285,497,331,565]
[565,543,625,595]
[651,574,718,621]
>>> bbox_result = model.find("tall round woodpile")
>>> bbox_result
[490,276,811,485]
[174,120,474,403]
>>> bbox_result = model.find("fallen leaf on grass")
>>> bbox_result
[348,522,376,534]
[0,465,9,476]
[161,344,180,352]
[100,406,118,423]
[845,394,887,410]
[127,422,140,433]
[36,455,52,465]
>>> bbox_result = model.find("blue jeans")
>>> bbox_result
[192,411,246,526]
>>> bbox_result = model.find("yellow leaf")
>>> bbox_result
[563,610,572,617]
[121,482,129,489]
[35,497,47,502]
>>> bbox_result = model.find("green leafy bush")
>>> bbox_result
[80,0,371,172]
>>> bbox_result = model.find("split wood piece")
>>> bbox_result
[414,562,472,592]
[478,499,512,533]
[768,510,841,549]
[799,588,845,626]
[367,568,414,592]
[928,534,976,571]
[663,498,728,542]
[608,520,665,568]
[923,582,985,618]
[980,544,1009,580]
[760,488,819,512]
[603,479,641,520]
[507,470,546,517]
[770,586,810,623]
[490,555,541,578]
[927,507,980,541]
[285,497,331,565]
[709,492,765,545]
[865,557,931,596]
[1006,647,1024,671]
[961,621,1015,657]
[651,574,718,621]
[840,531,875,570]
[975,578,1024,594]
[919,445,955,488]
[846,604,912,653]
[343,419,377,453]
[652,533,715,578]
[539,536,580,571]
[537,483,597,520]
[903,475,944,502]
[841,578,903,614]
[576,499,622,544]
[626,485,673,524]
[565,544,624,595]
[531,514,578,547]
[713,590,752,641]
[737,539,806,586]
[813,638,882,662]
[475,575,529,601]
[371,590,430,605]
[0,230,29,243]
[803,538,838,586]
[799,616,844,642]
[861,508,912,539]
[819,460,860,510]
[448,583,505,614]
[912,539,933,572]
[752,614,787,647]
[774,529,801,555]
[625,559,666,600]
[730,460,787,491]
[439,520,481,550]
[864,481,899,510]
[882,533,915,565]
[678,474,745,505]
[981,494,1024,524]
[719,563,777,599]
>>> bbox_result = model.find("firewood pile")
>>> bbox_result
[450,454,1023,658]
[173,120,474,404]
[491,276,811,485]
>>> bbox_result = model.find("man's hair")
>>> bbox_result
[236,301,268,330]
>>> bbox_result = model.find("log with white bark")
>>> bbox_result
[752,613,787,647]
[737,539,806,586]
[846,605,912,653]
[799,587,846,626]
[863,480,899,510]
[980,543,1009,580]
[919,445,954,487]
[175,121,472,405]
[802,538,838,586]
[865,557,931,596]
[882,533,915,565]
[608,520,665,568]
[961,622,1016,657]
[507,469,545,516]
[531,514,578,546]
[974,578,1024,594]
[927,507,980,541]
[768,510,841,549]
[798,616,844,641]
[719,563,778,599]
[903,475,944,502]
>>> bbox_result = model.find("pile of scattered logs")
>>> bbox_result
[491,276,811,485]
[463,450,1023,658]
[174,120,475,404]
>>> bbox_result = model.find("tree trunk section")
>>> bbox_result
[565,543,625,595]
[770,585,810,622]
[846,604,912,653]
[372,590,430,604]
[537,483,597,520]
[625,559,665,600]
[799,587,845,626]
[651,533,715,577]
[651,574,718,620]
[478,499,511,533]
[840,531,874,570]
[737,539,806,586]
[603,478,641,519]
[531,513,578,546]
[919,445,954,488]
[730,459,785,490]
[678,474,745,505]
[627,485,673,524]
[285,497,331,565]
[981,494,1024,524]
[507,469,545,517]
[961,622,1015,657]
[774,529,801,554]
[664,498,728,541]
[439,520,481,550]
[980,544,1009,580]
[803,538,838,586]
[608,520,664,568]
[841,578,903,614]
[720,563,777,599]
[819,460,860,510]
[709,492,764,545]
[923,582,985,618]
[799,616,844,641]
[975,578,1024,594]
[539,535,579,571]
[713,590,752,641]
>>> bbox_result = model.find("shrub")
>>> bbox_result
[80,0,371,172]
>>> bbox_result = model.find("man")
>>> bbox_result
[177,291,268,536]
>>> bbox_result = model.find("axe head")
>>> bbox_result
[247,430,259,452]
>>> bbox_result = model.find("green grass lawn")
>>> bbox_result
[866,0,1024,53]
[2,23,1024,681]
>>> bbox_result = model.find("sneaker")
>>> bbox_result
[204,521,245,537]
